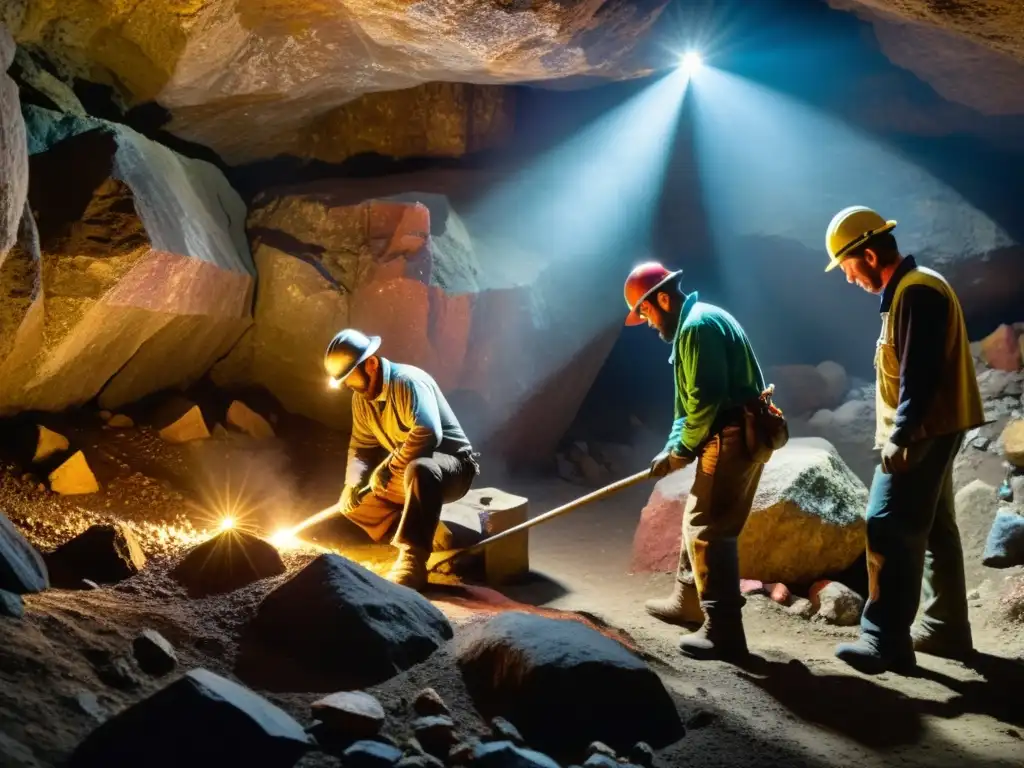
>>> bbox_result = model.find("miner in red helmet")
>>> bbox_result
[624,261,768,661]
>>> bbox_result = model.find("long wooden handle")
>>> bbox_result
[428,468,650,573]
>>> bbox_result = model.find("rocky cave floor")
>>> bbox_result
[1,396,1023,768]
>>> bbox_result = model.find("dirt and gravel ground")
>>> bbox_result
[1,405,1022,768]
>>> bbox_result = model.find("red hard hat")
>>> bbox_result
[623,261,683,326]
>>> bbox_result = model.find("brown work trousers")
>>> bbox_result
[344,451,478,552]
[676,424,763,611]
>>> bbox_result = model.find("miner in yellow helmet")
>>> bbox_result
[825,206,983,675]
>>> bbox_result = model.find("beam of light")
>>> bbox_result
[680,51,703,76]
[327,376,342,390]
[218,516,236,531]
[687,66,1013,366]
[458,68,692,450]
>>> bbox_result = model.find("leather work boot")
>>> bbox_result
[678,608,749,661]
[910,623,974,661]
[835,635,916,676]
[387,546,430,591]
[645,581,703,627]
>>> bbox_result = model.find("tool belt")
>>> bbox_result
[741,384,789,464]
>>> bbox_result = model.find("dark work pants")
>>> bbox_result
[345,452,478,552]
[861,432,970,651]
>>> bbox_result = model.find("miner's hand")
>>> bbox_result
[880,440,913,474]
[650,449,695,478]
[368,462,392,496]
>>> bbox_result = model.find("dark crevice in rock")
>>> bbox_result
[248,227,350,294]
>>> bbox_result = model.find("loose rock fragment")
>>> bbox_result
[768,583,792,606]
[397,755,444,768]
[48,451,100,495]
[1003,420,1024,468]
[0,512,48,594]
[412,687,450,717]
[810,580,863,626]
[242,554,452,690]
[158,404,210,444]
[310,691,386,740]
[227,401,275,439]
[93,654,142,690]
[107,414,134,429]
[33,425,69,462]
[71,691,106,722]
[0,589,24,618]
[45,523,146,587]
[786,598,815,619]
[982,509,1024,569]
[472,741,560,768]
[132,630,178,676]
[583,755,618,768]
[411,715,458,758]
[629,742,656,768]
[68,668,312,767]
[342,739,403,768]
[587,742,617,759]
[489,717,525,746]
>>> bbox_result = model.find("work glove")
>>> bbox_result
[368,461,393,496]
[880,439,922,475]
[649,449,694,478]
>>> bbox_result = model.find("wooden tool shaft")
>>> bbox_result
[429,468,650,573]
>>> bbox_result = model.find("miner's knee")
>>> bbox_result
[405,458,441,492]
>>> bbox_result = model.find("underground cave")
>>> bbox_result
[1,1,1024,766]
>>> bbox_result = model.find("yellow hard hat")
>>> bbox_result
[824,206,897,272]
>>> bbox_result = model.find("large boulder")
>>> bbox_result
[43,522,146,587]
[213,188,619,463]
[0,107,253,415]
[239,554,452,691]
[455,611,683,757]
[68,668,312,768]
[0,510,48,594]
[631,438,867,586]
[4,3,667,163]
[0,22,27,258]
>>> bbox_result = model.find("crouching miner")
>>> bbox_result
[325,328,480,591]
[825,206,984,674]
[624,262,768,661]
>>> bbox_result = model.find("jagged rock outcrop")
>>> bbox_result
[0,24,27,260]
[0,106,254,414]
[3,1,668,163]
[213,185,619,463]
[828,1,1024,115]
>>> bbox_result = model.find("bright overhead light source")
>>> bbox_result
[680,51,703,75]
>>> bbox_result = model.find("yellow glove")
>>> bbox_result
[368,462,392,496]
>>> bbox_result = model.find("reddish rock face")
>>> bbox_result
[980,324,1022,372]
[215,189,620,464]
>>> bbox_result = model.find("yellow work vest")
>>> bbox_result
[874,266,984,449]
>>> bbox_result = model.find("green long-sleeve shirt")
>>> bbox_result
[664,292,766,455]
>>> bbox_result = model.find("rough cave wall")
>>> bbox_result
[2,0,1024,461]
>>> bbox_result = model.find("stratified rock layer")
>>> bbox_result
[0,106,253,414]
